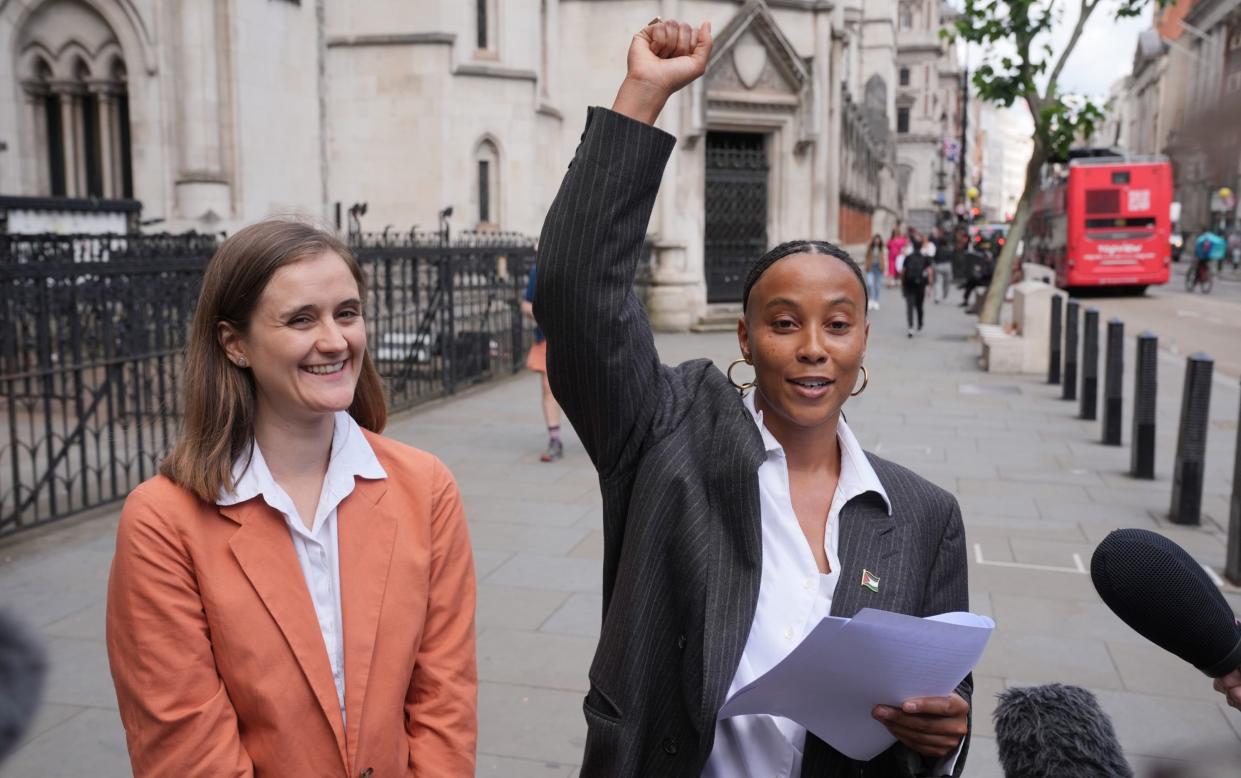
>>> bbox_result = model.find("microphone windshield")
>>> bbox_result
[1090,528,1241,677]
[993,684,1132,778]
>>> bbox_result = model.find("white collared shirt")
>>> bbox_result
[706,391,933,778]
[217,411,387,725]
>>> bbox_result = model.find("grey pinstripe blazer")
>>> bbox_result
[534,108,972,778]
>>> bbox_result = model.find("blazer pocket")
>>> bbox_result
[583,684,623,724]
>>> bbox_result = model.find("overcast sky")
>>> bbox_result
[955,0,1153,99]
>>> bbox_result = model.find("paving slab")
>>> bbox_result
[476,585,570,633]
[476,629,594,693]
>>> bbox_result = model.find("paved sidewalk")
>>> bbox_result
[2,287,1240,777]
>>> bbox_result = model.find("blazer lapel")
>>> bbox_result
[698,406,766,733]
[804,495,901,778]
[337,478,397,765]
[222,500,348,762]
[832,494,901,619]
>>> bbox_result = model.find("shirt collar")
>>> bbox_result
[742,390,892,516]
[217,411,387,509]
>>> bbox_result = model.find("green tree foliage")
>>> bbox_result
[946,0,1166,324]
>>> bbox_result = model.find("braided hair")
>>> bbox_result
[741,240,869,314]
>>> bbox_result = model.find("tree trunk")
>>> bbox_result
[979,145,1047,325]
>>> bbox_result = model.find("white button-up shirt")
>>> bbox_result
[705,392,958,777]
[218,411,386,726]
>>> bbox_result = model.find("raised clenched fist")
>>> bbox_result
[612,19,713,125]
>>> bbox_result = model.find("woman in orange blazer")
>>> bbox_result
[106,220,477,777]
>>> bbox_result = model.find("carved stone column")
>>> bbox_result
[50,81,86,197]
[19,81,51,196]
[172,0,232,221]
[88,82,117,198]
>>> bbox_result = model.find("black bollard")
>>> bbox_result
[1228,384,1241,584]
[1049,295,1062,385]
[1080,308,1099,420]
[1170,353,1214,525]
[1227,384,1241,585]
[1102,319,1124,446]
[1062,300,1079,401]
[1130,332,1158,479]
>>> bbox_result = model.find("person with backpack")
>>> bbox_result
[1191,229,1226,291]
[902,236,934,337]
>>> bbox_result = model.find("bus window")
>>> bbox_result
[1111,171,1131,185]
[1085,217,1156,229]
[1086,189,1121,214]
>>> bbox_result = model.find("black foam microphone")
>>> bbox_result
[993,684,1132,778]
[1090,528,1241,678]
[0,609,47,763]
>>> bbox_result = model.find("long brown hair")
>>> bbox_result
[161,218,387,502]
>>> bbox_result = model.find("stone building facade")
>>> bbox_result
[1168,0,1241,232]
[893,0,963,233]
[1,0,909,330]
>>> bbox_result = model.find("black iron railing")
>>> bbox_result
[0,231,537,535]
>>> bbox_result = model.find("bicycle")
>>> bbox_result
[1185,260,1214,294]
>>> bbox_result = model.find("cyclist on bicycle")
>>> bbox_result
[1192,229,1226,289]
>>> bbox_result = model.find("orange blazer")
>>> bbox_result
[106,432,477,777]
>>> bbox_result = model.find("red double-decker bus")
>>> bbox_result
[1025,154,1172,290]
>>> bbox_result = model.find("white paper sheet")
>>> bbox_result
[717,608,995,761]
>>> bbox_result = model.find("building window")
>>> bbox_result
[475,0,497,55]
[899,67,910,87]
[897,106,910,134]
[475,138,500,227]
[478,160,491,223]
[43,90,65,196]
[477,0,488,49]
[18,2,133,199]
[899,4,914,30]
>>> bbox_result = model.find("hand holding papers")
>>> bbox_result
[717,608,994,761]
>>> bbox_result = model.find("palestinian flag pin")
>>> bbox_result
[861,569,880,593]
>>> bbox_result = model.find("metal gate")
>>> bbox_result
[705,131,768,302]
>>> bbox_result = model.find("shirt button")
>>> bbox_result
[784,627,796,641]
[661,737,678,755]
[804,577,815,591]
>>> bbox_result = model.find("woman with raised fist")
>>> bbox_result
[535,18,972,778]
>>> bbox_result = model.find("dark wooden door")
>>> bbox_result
[704,131,769,303]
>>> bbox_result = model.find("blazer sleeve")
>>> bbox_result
[921,496,973,778]
[105,486,255,778]
[534,107,677,479]
[405,459,478,777]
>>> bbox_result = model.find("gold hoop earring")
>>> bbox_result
[727,357,754,392]
[850,365,869,397]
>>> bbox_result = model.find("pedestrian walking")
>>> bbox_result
[863,234,885,310]
[902,236,934,336]
[521,265,564,461]
[536,19,972,777]
[106,220,478,777]
[1228,229,1240,272]
[886,227,906,287]
[931,226,953,304]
